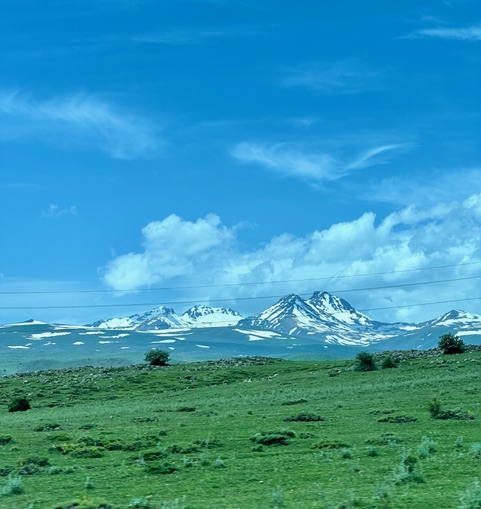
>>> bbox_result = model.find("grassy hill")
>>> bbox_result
[0,352,480,508]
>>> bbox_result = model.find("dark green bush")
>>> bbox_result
[354,352,377,372]
[144,349,169,366]
[8,397,31,412]
[250,430,296,446]
[438,333,465,354]
[144,461,177,474]
[381,355,398,369]
[428,397,474,420]
[35,423,61,432]
[284,413,325,422]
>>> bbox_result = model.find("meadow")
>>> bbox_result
[0,351,480,509]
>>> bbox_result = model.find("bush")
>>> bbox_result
[8,397,30,412]
[429,398,474,420]
[381,355,398,369]
[250,430,296,446]
[458,479,481,509]
[354,352,377,372]
[144,349,169,366]
[438,332,465,354]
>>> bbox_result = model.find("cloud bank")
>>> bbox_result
[0,91,159,159]
[101,196,481,322]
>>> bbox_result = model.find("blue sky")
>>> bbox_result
[1,0,481,325]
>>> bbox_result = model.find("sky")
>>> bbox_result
[1,0,481,326]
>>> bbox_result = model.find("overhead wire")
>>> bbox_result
[1,274,481,310]
[1,260,481,296]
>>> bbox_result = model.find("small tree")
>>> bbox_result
[354,351,377,372]
[8,397,31,412]
[438,332,465,355]
[144,349,169,366]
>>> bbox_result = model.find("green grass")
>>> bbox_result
[0,353,480,508]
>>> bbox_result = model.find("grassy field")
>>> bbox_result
[0,352,480,509]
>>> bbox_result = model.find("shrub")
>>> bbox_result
[438,332,465,354]
[250,430,296,446]
[417,436,436,459]
[393,451,425,485]
[470,443,481,459]
[381,355,398,369]
[458,479,481,509]
[0,475,23,496]
[429,398,474,420]
[284,413,325,422]
[354,352,377,372]
[0,436,13,445]
[53,499,117,509]
[144,349,169,366]
[145,461,177,474]
[35,422,61,432]
[8,397,30,412]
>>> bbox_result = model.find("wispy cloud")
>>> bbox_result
[135,25,264,45]
[405,24,481,41]
[362,168,481,206]
[281,60,385,94]
[41,203,78,218]
[232,142,411,185]
[0,91,160,159]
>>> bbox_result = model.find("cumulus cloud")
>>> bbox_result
[0,91,159,159]
[102,214,235,291]
[101,198,481,322]
[232,141,410,184]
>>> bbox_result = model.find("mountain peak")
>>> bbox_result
[307,291,374,327]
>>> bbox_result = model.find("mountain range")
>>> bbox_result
[1,291,481,372]
[88,291,481,348]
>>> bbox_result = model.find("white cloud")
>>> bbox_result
[362,168,481,206]
[101,198,481,322]
[405,24,481,41]
[0,91,159,159]
[281,60,384,94]
[102,214,235,291]
[41,203,78,218]
[232,141,410,184]
[135,26,262,45]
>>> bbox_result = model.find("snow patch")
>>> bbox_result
[30,332,70,340]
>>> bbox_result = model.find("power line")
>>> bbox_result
[1,261,481,296]
[360,296,481,313]
[1,296,480,335]
[1,274,481,311]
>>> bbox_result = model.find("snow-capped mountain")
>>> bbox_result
[91,306,185,331]
[89,292,481,349]
[91,305,242,331]
[307,291,378,327]
[180,305,242,327]
[3,291,481,374]
[237,292,397,346]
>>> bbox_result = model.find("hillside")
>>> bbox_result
[0,352,480,508]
